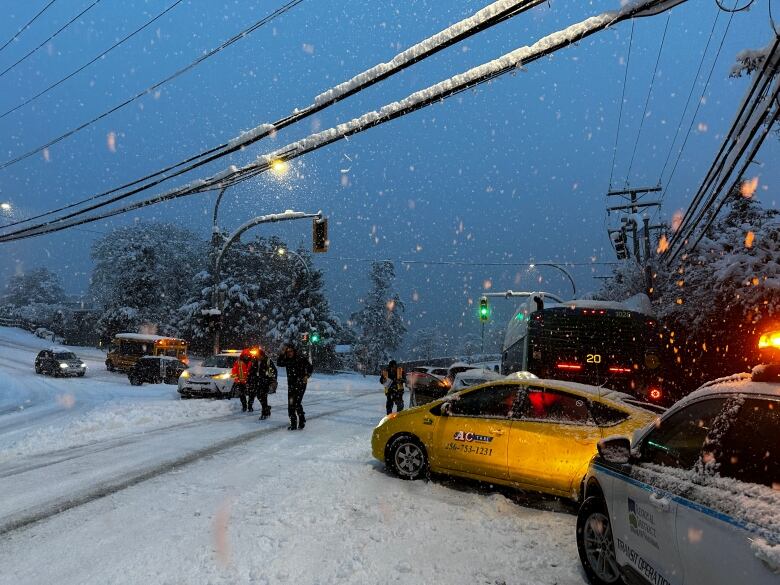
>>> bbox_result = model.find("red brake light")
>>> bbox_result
[608,366,632,374]
[649,388,662,400]
[556,363,582,371]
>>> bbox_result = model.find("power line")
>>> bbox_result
[657,9,721,190]
[0,0,547,232]
[0,0,304,171]
[608,18,635,189]
[0,0,184,121]
[0,0,58,54]
[625,10,671,182]
[0,0,681,243]
[324,257,620,267]
[0,0,105,80]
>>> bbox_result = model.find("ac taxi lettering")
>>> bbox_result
[452,431,494,443]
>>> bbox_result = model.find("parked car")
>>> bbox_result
[34,348,86,377]
[406,370,450,406]
[410,365,449,378]
[128,355,187,386]
[447,368,504,394]
[178,351,241,399]
[372,378,656,500]
[576,335,780,585]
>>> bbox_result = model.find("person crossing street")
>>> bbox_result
[380,360,405,415]
[248,348,278,420]
[231,349,253,412]
[277,343,313,430]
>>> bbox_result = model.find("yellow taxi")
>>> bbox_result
[371,379,658,501]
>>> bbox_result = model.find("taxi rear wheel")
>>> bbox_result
[386,435,428,481]
[577,497,624,585]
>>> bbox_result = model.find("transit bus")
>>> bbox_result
[501,292,665,404]
[106,333,188,372]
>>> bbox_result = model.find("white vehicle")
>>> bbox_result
[576,330,780,585]
[446,367,504,394]
[177,351,240,399]
[409,365,449,379]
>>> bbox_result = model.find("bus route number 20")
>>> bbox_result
[586,354,602,363]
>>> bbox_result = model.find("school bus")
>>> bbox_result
[105,333,188,372]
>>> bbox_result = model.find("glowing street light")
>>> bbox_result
[270,159,289,176]
[0,202,11,212]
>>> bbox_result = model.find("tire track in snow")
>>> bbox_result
[0,389,378,535]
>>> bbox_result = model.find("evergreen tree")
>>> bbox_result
[351,261,406,374]
[91,223,204,340]
[409,327,439,361]
[3,267,66,307]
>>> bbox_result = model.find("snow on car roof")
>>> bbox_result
[139,355,183,362]
[681,374,780,406]
[47,347,75,354]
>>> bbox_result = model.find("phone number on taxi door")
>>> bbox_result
[445,443,493,456]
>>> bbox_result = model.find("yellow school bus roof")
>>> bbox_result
[113,333,187,344]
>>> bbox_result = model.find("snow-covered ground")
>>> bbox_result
[0,326,585,585]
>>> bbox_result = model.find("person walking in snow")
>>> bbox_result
[231,349,253,412]
[276,343,313,430]
[248,348,278,420]
[380,359,405,415]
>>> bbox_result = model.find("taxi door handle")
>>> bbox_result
[649,492,671,513]
[489,428,505,436]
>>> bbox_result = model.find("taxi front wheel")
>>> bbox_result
[576,497,624,585]
[386,435,428,481]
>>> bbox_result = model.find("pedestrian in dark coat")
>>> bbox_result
[248,348,278,420]
[277,343,313,430]
[380,360,405,415]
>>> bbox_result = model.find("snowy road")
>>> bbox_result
[0,327,587,585]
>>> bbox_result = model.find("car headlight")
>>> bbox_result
[180,370,190,379]
[79,362,86,368]
[211,373,231,380]
[376,413,397,427]
[59,363,69,369]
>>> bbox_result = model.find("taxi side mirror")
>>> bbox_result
[597,436,632,465]
[441,402,452,417]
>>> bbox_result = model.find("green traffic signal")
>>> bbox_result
[310,331,321,344]
[479,298,490,322]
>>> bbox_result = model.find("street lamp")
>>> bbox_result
[209,210,324,354]
[270,159,290,176]
[276,247,311,278]
[0,202,11,212]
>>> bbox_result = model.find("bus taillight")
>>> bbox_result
[608,366,632,374]
[648,388,662,401]
[557,363,582,371]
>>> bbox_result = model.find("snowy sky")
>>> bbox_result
[0,0,778,347]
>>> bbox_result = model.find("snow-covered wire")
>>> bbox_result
[0,0,58,54]
[0,0,685,243]
[0,0,304,172]
[625,10,672,183]
[0,0,547,234]
[608,19,635,190]
[0,0,104,80]
[0,0,184,121]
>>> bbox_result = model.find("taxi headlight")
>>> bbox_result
[377,413,397,427]
[59,363,69,369]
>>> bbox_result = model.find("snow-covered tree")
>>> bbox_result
[599,187,780,390]
[90,223,204,340]
[408,327,439,361]
[2,267,66,307]
[351,261,406,374]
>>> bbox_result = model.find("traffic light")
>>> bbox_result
[479,297,490,322]
[310,331,321,344]
[611,230,628,260]
[312,217,329,253]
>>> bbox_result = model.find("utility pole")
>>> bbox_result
[606,186,662,264]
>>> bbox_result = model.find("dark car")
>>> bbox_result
[128,355,187,386]
[406,370,450,406]
[35,348,87,377]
